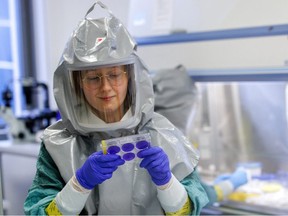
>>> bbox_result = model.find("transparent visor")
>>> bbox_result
[68,64,136,127]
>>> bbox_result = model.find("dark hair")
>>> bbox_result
[72,70,83,99]
[124,64,133,112]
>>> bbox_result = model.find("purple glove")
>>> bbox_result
[76,151,125,189]
[137,146,172,186]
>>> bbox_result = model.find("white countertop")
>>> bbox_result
[0,140,40,157]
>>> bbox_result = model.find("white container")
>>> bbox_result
[237,162,262,178]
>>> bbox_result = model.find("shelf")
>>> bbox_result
[135,24,288,46]
[188,66,288,82]
[135,24,288,81]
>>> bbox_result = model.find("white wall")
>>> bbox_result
[128,0,288,36]
[172,0,288,32]
[137,36,288,71]
[32,0,288,109]
[132,0,288,70]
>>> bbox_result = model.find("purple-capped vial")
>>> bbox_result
[122,143,134,152]
[107,145,121,154]
[136,140,150,149]
[122,152,135,161]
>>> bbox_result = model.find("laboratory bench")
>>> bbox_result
[202,201,288,215]
[200,177,288,215]
[0,140,40,215]
[200,172,288,215]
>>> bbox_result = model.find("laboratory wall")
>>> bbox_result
[129,0,288,36]
[32,0,288,110]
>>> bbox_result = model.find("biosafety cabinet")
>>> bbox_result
[135,25,288,214]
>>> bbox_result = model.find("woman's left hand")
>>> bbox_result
[137,146,172,186]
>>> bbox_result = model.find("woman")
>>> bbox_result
[72,65,132,124]
[24,2,208,215]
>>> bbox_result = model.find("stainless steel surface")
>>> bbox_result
[219,200,288,215]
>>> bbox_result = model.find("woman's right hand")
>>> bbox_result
[76,151,125,189]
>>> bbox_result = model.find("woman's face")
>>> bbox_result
[81,65,129,123]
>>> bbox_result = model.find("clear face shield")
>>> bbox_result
[68,64,136,127]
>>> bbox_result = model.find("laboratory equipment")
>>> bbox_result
[18,79,57,134]
[101,133,151,161]
[189,81,288,215]
[0,86,33,140]
[0,118,11,144]
[237,162,262,179]
[0,79,57,141]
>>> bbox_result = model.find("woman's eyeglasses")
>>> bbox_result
[82,70,127,90]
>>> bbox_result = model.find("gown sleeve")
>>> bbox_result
[23,142,65,215]
[180,170,209,215]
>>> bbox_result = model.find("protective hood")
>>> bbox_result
[53,1,154,135]
[43,2,203,215]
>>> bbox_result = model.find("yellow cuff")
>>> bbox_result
[214,185,224,201]
[45,199,62,216]
[165,197,192,215]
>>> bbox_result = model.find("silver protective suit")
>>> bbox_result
[153,65,199,134]
[42,2,200,215]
